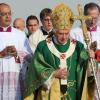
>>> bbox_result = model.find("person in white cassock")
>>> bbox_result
[0,3,32,100]
[70,2,100,61]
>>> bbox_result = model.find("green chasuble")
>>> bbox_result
[24,37,88,100]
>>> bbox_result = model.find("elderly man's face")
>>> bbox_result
[0,5,12,27]
[55,29,70,44]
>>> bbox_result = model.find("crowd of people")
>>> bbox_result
[0,2,100,100]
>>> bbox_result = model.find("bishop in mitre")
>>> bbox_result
[24,3,91,100]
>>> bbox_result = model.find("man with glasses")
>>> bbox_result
[40,8,53,35]
[0,3,32,100]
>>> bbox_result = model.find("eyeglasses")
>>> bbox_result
[44,18,52,22]
[0,12,12,17]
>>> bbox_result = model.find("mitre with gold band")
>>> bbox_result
[51,3,74,30]
[49,3,76,96]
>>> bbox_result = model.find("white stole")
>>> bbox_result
[46,38,76,85]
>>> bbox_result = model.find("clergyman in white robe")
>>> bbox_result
[70,25,100,100]
[0,27,32,100]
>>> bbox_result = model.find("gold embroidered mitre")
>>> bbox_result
[51,3,74,29]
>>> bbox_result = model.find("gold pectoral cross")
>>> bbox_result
[72,4,92,46]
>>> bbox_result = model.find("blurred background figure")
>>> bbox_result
[26,15,39,38]
[40,8,53,35]
[13,18,25,31]
[26,15,47,53]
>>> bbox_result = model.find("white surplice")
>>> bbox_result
[70,26,100,100]
[70,26,100,49]
[0,27,32,100]
[29,29,47,53]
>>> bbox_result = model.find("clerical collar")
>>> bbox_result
[0,26,11,32]
[53,35,67,45]
[87,25,97,32]
[42,26,53,34]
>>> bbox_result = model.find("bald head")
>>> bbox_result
[13,18,25,31]
[0,3,10,9]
